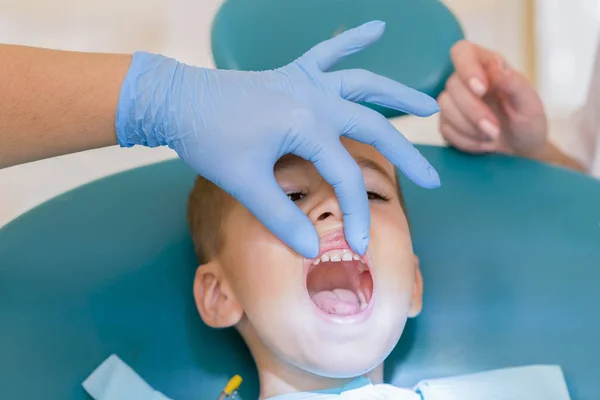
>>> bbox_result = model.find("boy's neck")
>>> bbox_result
[255,354,384,399]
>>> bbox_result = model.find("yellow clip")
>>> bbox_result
[224,375,243,395]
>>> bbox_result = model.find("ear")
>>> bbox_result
[193,260,244,328]
[408,255,423,318]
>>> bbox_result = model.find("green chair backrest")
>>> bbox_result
[211,0,464,118]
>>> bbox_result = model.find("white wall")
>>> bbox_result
[393,0,529,163]
[535,0,600,118]
[0,0,530,228]
[0,0,223,227]
[444,0,528,73]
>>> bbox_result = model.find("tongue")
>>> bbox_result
[310,288,361,316]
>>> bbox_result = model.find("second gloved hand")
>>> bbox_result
[116,20,440,259]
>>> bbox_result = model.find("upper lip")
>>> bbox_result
[314,229,352,259]
[304,228,371,270]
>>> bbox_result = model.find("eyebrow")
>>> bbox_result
[354,156,396,186]
[273,154,304,172]
[274,154,396,185]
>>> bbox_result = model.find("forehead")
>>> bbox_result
[275,139,397,183]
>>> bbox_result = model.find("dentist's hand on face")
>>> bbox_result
[118,21,440,259]
[438,40,548,157]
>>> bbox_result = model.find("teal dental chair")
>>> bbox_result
[2,148,600,399]
[211,0,464,118]
[2,1,600,399]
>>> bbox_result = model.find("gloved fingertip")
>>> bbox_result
[305,237,320,259]
[293,227,320,259]
[351,236,368,256]
[429,97,441,114]
[304,245,320,260]
[359,234,370,256]
[421,165,441,189]
[354,20,386,39]
[346,227,369,256]
[363,20,386,30]
[401,160,441,189]
[415,95,440,117]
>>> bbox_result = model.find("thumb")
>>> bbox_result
[229,172,319,259]
[488,56,536,113]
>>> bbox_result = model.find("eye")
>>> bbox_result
[367,190,390,202]
[287,191,307,202]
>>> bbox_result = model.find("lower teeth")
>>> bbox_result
[358,291,367,304]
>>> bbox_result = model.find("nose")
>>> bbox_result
[307,186,343,226]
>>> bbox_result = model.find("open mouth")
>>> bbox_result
[306,249,374,317]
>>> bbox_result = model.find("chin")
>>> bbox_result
[299,347,390,379]
[295,318,404,379]
[304,355,386,379]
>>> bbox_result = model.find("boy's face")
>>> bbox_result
[194,139,422,379]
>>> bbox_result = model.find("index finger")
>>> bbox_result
[450,40,497,97]
[294,138,371,256]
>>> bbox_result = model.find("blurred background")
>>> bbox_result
[1,0,599,227]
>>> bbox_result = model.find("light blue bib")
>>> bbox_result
[83,355,572,400]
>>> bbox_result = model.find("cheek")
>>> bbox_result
[370,211,415,293]
[221,211,305,312]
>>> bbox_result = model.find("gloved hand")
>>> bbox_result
[116,20,439,259]
[438,40,548,156]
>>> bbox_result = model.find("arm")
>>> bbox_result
[0,22,440,258]
[0,44,130,168]
[441,41,593,175]
[523,141,586,172]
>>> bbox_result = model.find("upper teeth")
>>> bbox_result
[313,249,361,265]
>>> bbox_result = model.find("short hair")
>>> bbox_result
[187,176,233,265]
[187,169,407,265]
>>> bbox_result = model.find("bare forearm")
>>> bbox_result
[524,141,586,172]
[0,44,132,168]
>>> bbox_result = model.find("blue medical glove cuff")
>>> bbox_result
[116,52,177,149]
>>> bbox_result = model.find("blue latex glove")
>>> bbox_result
[116,20,439,259]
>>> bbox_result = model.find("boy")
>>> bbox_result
[81,139,572,400]
[188,137,423,398]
